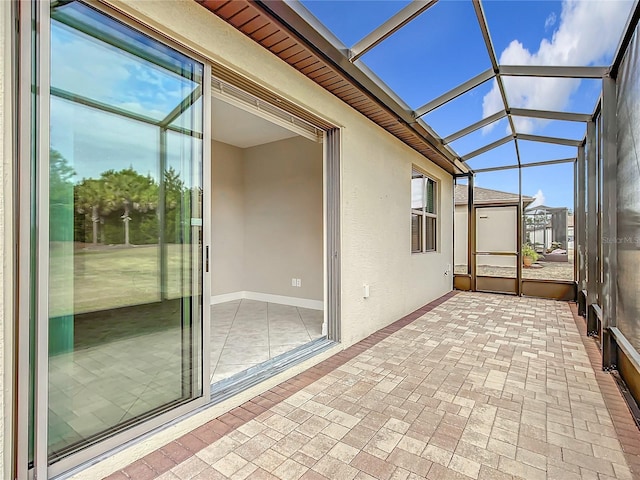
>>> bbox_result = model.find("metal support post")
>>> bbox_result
[601,76,618,369]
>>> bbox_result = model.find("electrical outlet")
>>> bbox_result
[296,278,301,287]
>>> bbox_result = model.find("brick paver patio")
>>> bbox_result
[106,292,640,480]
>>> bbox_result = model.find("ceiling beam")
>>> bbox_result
[414,68,494,118]
[472,0,521,167]
[461,135,512,161]
[509,107,591,123]
[517,133,583,147]
[499,65,608,78]
[349,0,438,62]
[443,110,506,144]
[472,157,576,173]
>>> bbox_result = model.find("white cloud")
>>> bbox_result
[545,12,557,30]
[529,189,546,208]
[482,0,632,134]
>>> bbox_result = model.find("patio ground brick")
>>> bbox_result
[105,291,640,479]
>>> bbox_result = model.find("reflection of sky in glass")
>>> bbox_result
[411,177,424,209]
[50,1,203,184]
[170,97,203,133]
[51,23,195,121]
[167,130,200,190]
[50,97,159,181]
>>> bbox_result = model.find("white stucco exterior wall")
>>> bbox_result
[338,119,453,344]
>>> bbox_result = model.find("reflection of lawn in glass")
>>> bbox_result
[49,242,194,317]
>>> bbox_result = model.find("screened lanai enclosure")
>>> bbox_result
[10,0,640,477]
[203,0,640,403]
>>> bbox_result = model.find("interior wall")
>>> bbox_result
[211,140,245,295]
[211,137,323,302]
[243,136,323,301]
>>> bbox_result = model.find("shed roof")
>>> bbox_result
[455,185,535,206]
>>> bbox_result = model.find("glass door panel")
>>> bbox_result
[475,205,519,294]
[47,1,203,461]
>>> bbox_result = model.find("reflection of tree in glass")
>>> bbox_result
[75,178,110,245]
[50,149,75,205]
[164,167,186,243]
[102,168,158,246]
[50,149,76,242]
[72,167,192,247]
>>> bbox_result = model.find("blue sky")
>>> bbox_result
[301,0,634,209]
[50,0,634,211]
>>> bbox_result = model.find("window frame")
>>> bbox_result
[411,168,438,254]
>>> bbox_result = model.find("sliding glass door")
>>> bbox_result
[22,1,207,473]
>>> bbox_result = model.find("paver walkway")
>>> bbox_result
[107,292,640,480]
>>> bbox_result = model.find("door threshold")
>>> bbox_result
[210,338,336,405]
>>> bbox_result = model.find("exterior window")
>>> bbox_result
[411,170,437,253]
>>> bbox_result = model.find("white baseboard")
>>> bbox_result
[210,291,323,311]
[210,291,245,305]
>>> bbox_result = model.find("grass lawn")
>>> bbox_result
[454,259,575,281]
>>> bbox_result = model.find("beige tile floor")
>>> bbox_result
[210,300,325,384]
[155,292,635,480]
